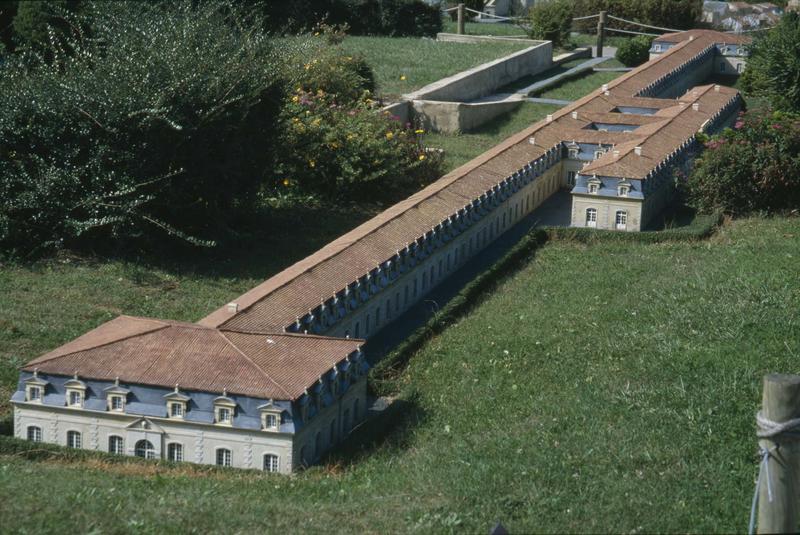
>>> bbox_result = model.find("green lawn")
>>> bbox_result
[341,35,533,99]
[2,217,797,532]
[425,102,561,172]
[532,69,625,100]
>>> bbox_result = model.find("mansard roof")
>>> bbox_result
[23,315,363,401]
[198,30,748,334]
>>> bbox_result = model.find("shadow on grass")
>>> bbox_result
[323,395,426,469]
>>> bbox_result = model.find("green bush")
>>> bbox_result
[0,1,288,252]
[275,87,442,199]
[685,110,800,215]
[741,12,800,113]
[528,0,573,48]
[615,35,653,67]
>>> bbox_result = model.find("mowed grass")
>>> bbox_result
[442,19,531,37]
[1,217,799,532]
[532,69,624,100]
[426,102,561,172]
[341,35,533,99]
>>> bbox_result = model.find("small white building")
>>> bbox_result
[11,316,368,474]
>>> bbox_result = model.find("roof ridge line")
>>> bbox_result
[216,330,294,399]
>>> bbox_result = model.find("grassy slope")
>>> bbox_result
[533,69,624,100]
[1,217,798,532]
[341,36,532,99]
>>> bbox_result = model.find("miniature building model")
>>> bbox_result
[12,30,749,472]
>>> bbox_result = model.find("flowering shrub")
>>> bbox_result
[684,110,800,215]
[274,87,441,199]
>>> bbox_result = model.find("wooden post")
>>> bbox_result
[596,11,606,58]
[457,3,465,35]
[757,374,800,534]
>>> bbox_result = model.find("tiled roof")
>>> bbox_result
[199,30,748,333]
[23,316,363,400]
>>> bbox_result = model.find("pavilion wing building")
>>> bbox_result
[11,30,748,472]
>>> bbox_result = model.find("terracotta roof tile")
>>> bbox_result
[24,316,363,400]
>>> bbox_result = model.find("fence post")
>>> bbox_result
[757,374,800,534]
[596,11,606,58]
[457,3,465,35]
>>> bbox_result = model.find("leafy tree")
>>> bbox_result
[615,35,653,66]
[0,1,18,52]
[528,0,573,48]
[11,0,65,49]
[572,0,701,31]
[684,110,800,215]
[741,12,800,113]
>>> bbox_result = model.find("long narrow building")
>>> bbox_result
[11,29,748,472]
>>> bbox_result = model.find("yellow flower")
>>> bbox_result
[317,89,324,96]
[292,95,300,103]
[314,32,320,36]
[400,75,407,81]
[304,63,311,71]
[282,178,290,187]
[312,118,321,126]
[346,134,355,141]
[385,132,394,140]
[419,154,426,161]
[415,129,425,134]
[308,160,316,168]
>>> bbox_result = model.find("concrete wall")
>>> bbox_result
[405,41,552,103]
[411,98,523,133]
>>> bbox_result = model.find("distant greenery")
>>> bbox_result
[528,0,573,48]
[741,12,800,113]
[572,0,702,31]
[615,34,653,67]
[262,0,442,36]
[685,110,800,215]
[441,19,530,36]
[1,217,798,532]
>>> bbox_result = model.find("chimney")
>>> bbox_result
[689,35,695,41]
[528,137,535,145]
[679,102,686,109]
[227,302,239,313]
[601,84,608,92]
[571,111,578,120]
[634,146,643,156]
[714,84,720,92]
[692,102,700,111]
[546,114,553,123]
[613,150,620,158]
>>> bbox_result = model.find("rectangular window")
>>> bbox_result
[616,210,628,230]
[217,407,232,424]
[28,386,41,402]
[68,391,82,407]
[170,402,184,418]
[395,292,400,312]
[438,259,443,277]
[385,300,391,320]
[567,171,576,185]
[375,307,381,327]
[446,253,451,271]
[422,272,428,290]
[586,208,598,228]
[365,313,370,334]
[265,413,279,430]
[430,265,435,284]
[110,396,124,411]
[413,279,418,298]
[27,426,42,442]
[404,285,409,306]
[168,443,183,462]
[354,321,360,338]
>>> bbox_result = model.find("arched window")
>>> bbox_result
[135,439,156,459]
[263,454,279,473]
[167,442,183,462]
[108,435,124,454]
[27,426,42,443]
[615,210,628,230]
[66,430,82,449]
[586,208,597,228]
[216,448,232,467]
